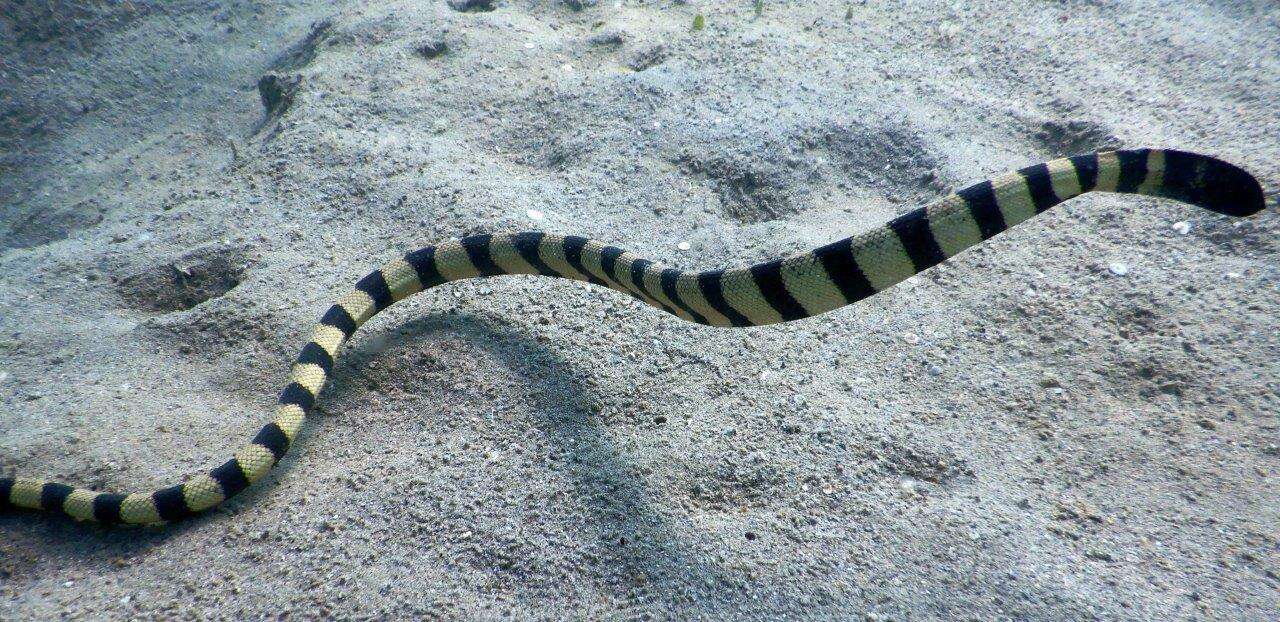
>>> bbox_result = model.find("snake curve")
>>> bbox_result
[0,148,1266,524]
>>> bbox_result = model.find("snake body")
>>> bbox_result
[0,148,1265,524]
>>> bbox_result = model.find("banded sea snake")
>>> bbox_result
[1,148,1266,525]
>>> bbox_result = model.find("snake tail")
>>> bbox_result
[1,148,1265,524]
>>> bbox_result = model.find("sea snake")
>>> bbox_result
[0,148,1266,525]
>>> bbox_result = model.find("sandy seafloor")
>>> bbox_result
[1,1,1278,620]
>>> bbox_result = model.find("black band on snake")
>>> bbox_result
[1,148,1266,524]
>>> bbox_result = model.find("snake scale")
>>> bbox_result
[0,148,1266,525]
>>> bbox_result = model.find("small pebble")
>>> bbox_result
[901,332,920,345]
[677,241,690,251]
[1172,221,1191,235]
[526,209,544,220]
[1108,262,1129,276]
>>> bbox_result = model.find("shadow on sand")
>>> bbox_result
[336,311,733,615]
